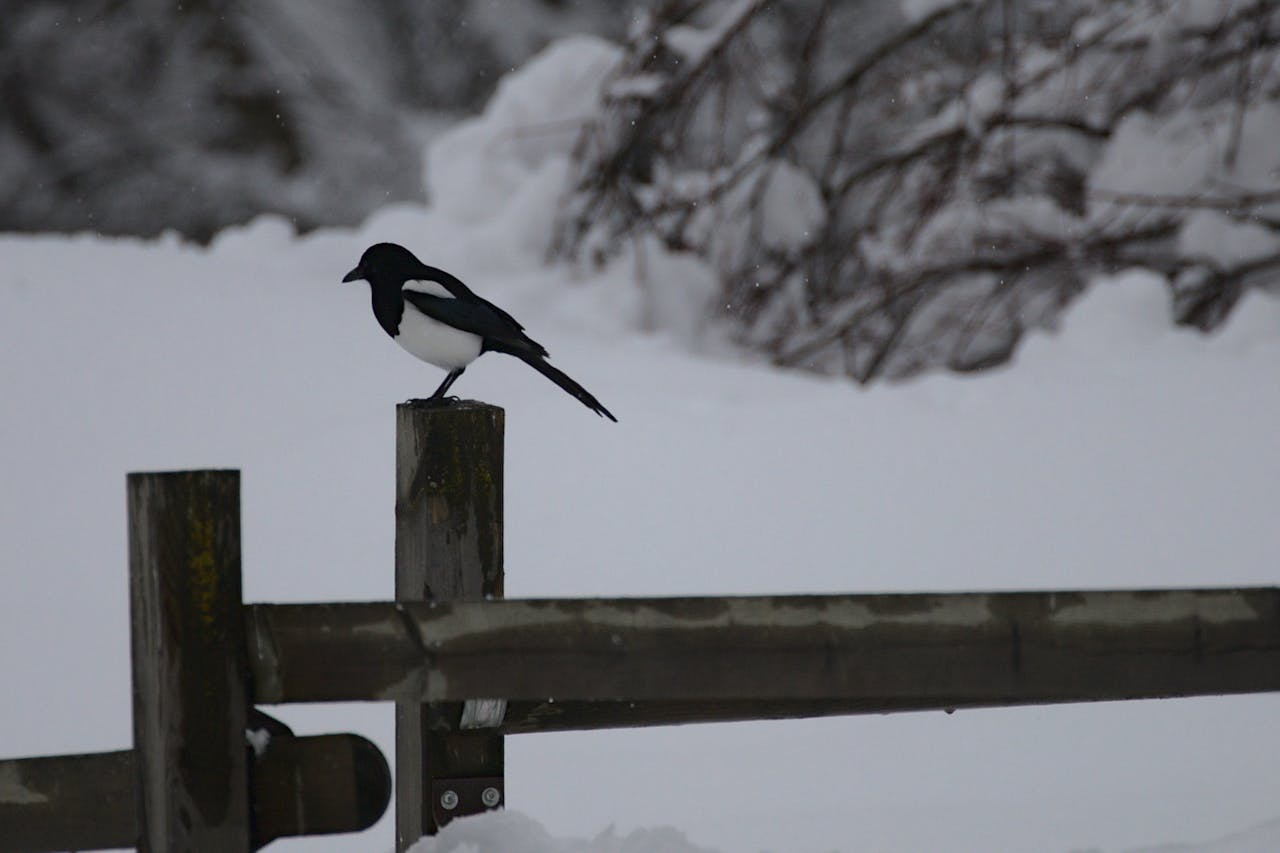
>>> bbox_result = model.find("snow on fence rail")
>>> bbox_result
[2,400,1280,852]
[249,590,1280,707]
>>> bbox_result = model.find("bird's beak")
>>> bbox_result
[342,266,364,283]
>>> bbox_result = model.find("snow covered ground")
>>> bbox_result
[409,812,1280,853]
[3,37,1280,853]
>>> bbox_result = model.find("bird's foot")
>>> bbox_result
[419,395,462,407]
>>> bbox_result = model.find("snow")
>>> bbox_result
[617,235,720,342]
[606,73,666,100]
[758,159,826,251]
[406,810,716,853]
[1156,0,1258,32]
[1179,211,1280,269]
[964,72,1006,132]
[662,0,761,64]
[408,811,1280,853]
[3,33,1280,853]
[899,0,969,23]
[245,728,272,758]
[1089,101,1280,270]
[862,196,1084,273]
[426,36,622,226]
[1090,103,1280,200]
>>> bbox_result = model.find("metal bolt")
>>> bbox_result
[440,789,459,810]
[481,787,501,807]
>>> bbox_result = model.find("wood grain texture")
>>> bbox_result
[394,400,503,602]
[128,469,249,852]
[394,400,504,850]
[250,733,391,847]
[0,750,134,852]
[247,587,1280,709]
[0,735,390,852]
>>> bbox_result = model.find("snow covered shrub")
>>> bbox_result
[553,0,1280,382]
[0,1,626,242]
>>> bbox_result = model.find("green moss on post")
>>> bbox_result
[128,470,249,852]
[394,400,505,850]
[395,400,503,601]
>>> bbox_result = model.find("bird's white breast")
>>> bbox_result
[396,298,483,370]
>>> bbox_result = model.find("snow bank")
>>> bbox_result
[425,35,622,235]
[421,32,723,348]
[3,218,1279,853]
[409,804,1280,850]
[418,35,624,271]
[406,807,1280,853]
[405,810,715,853]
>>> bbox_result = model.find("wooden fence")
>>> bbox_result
[3,400,1279,851]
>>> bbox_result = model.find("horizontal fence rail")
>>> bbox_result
[10,412,1276,852]
[0,735,389,853]
[494,698,967,735]
[246,587,1280,713]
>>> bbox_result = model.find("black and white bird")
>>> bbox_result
[343,242,617,421]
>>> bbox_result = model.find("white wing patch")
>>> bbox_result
[403,278,453,298]
[396,301,483,370]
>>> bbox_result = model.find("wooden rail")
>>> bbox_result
[0,735,389,852]
[5,403,1279,853]
[245,588,1280,708]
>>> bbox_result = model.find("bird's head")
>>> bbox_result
[342,242,424,285]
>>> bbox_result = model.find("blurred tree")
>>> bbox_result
[0,0,622,241]
[554,0,1280,381]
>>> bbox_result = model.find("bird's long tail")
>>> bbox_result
[515,352,618,422]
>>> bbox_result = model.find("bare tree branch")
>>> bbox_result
[554,0,1280,384]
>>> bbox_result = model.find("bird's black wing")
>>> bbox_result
[416,265,530,333]
[402,290,549,358]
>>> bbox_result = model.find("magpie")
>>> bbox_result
[343,243,617,421]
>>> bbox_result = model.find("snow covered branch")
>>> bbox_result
[554,0,1280,382]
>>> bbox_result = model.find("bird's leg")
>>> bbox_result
[439,367,465,397]
[428,367,465,402]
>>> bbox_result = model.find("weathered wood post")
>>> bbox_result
[128,469,249,852]
[395,401,505,850]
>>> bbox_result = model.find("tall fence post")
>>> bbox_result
[395,401,505,850]
[128,470,249,852]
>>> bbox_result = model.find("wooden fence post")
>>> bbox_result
[128,470,249,852]
[395,401,505,850]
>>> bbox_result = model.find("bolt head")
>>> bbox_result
[440,789,459,810]
[481,786,501,807]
